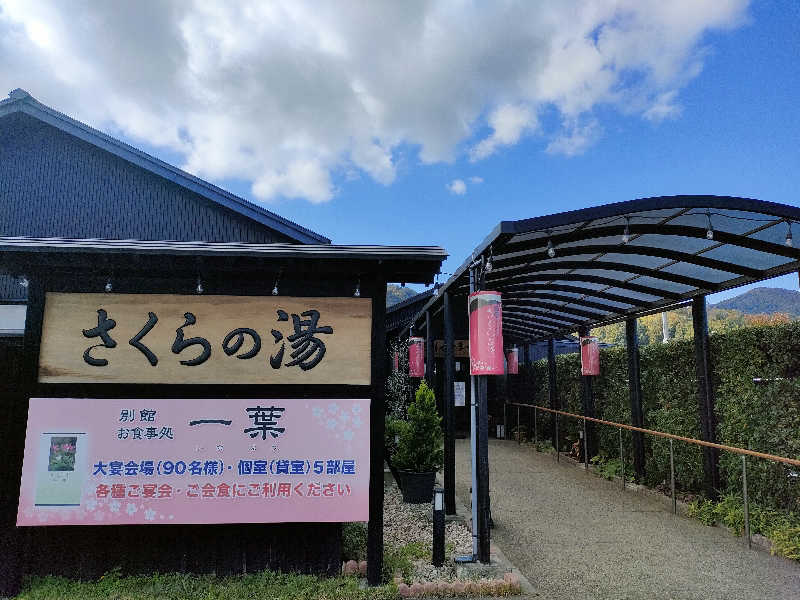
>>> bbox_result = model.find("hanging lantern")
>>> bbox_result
[408,336,425,378]
[468,290,504,375]
[392,351,399,372]
[506,347,519,375]
[580,336,600,376]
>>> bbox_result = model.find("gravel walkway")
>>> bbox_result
[454,438,800,600]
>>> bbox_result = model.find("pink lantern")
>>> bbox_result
[580,336,600,376]
[408,336,425,378]
[506,347,519,375]
[468,290,504,375]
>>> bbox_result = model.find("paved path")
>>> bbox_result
[454,438,800,600]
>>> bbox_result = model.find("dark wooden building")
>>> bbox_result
[0,89,445,595]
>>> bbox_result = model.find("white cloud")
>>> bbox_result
[643,90,682,122]
[0,0,749,202]
[546,118,602,156]
[469,176,484,184]
[447,179,467,195]
[470,104,536,161]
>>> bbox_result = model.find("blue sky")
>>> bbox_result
[251,2,799,301]
[2,1,797,302]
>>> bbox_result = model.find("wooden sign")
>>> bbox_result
[434,339,469,358]
[38,293,372,385]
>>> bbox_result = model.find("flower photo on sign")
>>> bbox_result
[47,437,77,472]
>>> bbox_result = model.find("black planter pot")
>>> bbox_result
[398,470,436,504]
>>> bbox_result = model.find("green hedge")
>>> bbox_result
[518,322,800,511]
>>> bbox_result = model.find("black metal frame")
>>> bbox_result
[423,196,800,342]
[406,195,800,553]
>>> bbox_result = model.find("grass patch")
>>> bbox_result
[382,542,430,583]
[16,569,397,600]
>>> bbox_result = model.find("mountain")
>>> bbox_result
[711,287,800,317]
[386,284,418,307]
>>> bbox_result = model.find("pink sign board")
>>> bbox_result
[408,337,425,378]
[506,348,519,375]
[580,337,600,376]
[17,397,370,526]
[468,290,504,375]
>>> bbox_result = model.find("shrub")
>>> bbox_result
[392,381,443,473]
[384,416,409,458]
[341,522,367,562]
[687,499,717,526]
[590,455,624,481]
[524,321,800,511]
[769,525,800,561]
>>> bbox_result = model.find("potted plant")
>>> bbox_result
[392,381,444,503]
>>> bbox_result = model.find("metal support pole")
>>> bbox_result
[425,310,434,387]
[533,407,537,447]
[517,405,521,445]
[670,439,676,515]
[742,456,751,549]
[476,375,491,563]
[468,269,478,559]
[503,403,508,440]
[619,427,625,489]
[529,406,533,446]
[692,296,721,500]
[626,318,646,481]
[443,292,456,515]
[555,412,560,462]
[578,326,596,459]
[547,338,558,449]
[583,418,588,470]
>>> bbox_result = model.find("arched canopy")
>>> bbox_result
[414,195,800,342]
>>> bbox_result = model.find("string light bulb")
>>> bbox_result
[19,276,29,288]
[485,255,492,272]
[786,220,793,247]
[354,279,361,297]
[622,217,630,244]
[105,279,113,293]
[272,283,279,296]
[196,277,204,295]
[705,210,714,240]
[546,238,556,258]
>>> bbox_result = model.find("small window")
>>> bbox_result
[0,304,26,336]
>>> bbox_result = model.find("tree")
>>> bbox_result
[392,381,444,473]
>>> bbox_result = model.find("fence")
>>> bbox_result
[506,401,800,548]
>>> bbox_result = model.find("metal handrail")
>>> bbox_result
[507,402,800,467]
[505,401,800,549]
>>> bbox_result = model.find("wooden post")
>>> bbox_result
[0,276,45,597]
[443,292,456,515]
[367,278,387,585]
[626,318,646,481]
[547,338,558,449]
[692,296,720,500]
[578,326,597,460]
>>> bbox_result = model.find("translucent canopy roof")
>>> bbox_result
[415,196,800,342]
